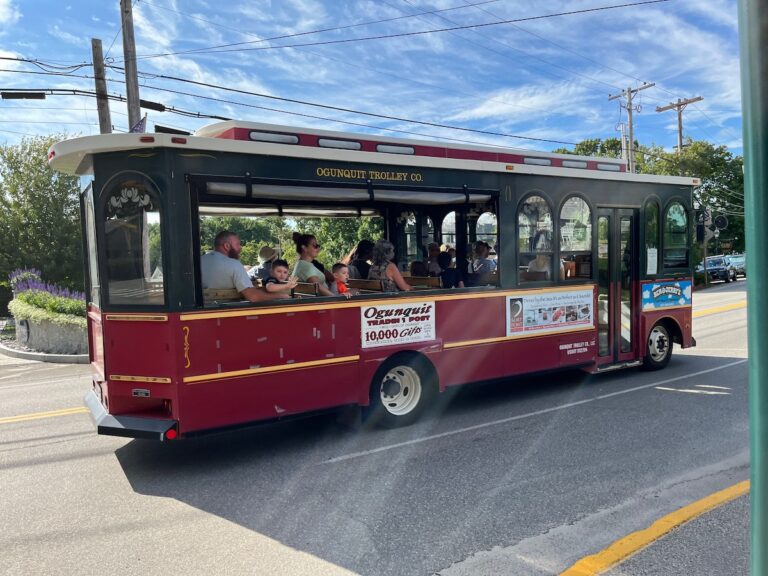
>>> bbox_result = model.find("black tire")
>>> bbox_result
[724,272,731,283]
[644,323,672,370]
[365,354,437,428]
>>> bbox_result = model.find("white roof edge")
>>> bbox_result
[48,132,698,187]
[193,120,627,166]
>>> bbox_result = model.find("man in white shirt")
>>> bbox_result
[201,231,282,301]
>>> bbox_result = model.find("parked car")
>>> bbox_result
[699,255,737,282]
[727,254,746,277]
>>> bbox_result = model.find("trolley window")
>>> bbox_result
[102,175,165,306]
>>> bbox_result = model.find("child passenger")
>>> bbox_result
[330,263,357,299]
[263,259,298,297]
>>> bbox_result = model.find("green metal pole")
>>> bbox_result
[738,1,768,573]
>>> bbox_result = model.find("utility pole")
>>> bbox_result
[616,122,628,162]
[120,0,141,129]
[91,38,112,134]
[656,96,704,153]
[608,82,655,172]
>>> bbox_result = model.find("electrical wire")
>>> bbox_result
[131,0,508,61]
[133,1,669,56]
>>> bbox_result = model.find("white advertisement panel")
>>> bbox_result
[506,289,593,336]
[360,301,436,349]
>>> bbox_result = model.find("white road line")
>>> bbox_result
[696,384,731,390]
[655,387,731,395]
[323,359,747,464]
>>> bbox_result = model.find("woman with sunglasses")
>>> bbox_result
[292,232,335,296]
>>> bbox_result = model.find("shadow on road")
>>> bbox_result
[114,353,746,576]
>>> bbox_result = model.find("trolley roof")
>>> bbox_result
[48,120,699,187]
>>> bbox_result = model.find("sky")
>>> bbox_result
[0,0,743,156]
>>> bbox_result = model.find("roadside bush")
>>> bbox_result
[9,268,42,291]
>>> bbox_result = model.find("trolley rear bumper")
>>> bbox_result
[84,390,178,441]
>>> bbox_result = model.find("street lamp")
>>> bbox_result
[1,91,46,100]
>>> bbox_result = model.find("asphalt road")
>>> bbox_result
[0,280,749,576]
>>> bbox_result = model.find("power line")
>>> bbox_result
[109,65,580,145]
[131,0,508,61]
[130,1,669,57]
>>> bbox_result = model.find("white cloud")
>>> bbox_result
[0,0,20,27]
[48,24,83,47]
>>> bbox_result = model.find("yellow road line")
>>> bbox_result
[0,406,88,425]
[560,480,750,576]
[693,300,746,317]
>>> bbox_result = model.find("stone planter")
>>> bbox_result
[16,317,87,355]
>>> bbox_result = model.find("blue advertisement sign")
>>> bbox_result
[642,280,693,311]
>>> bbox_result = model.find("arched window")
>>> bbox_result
[663,201,689,268]
[645,200,660,275]
[559,196,592,280]
[518,195,554,282]
[441,211,457,247]
[102,173,165,305]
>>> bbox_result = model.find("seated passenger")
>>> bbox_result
[201,230,280,302]
[426,242,442,276]
[472,241,495,282]
[368,239,413,292]
[263,259,297,297]
[249,245,278,281]
[330,263,358,299]
[345,239,375,279]
[291,232,335,296]
[527,254,565,280]
[438,251,464,288]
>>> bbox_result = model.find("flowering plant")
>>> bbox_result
[9,268,42,291]
[8,270,86,317]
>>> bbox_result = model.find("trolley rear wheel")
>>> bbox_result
[366,354,437,428]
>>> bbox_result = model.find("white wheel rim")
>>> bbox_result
[379,365,422,416]
[648,327,669,362]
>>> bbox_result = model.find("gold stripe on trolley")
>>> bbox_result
[110,375,172,383]
[180,286,593,322]
[104,314,168,322]
[444,326,595,349]
[184,355,360,384]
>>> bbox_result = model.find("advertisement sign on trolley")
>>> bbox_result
[506,290,594,337]
[361,301,436,348]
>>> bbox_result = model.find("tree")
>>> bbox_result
[0,136,83,308]
[553,137,623,158]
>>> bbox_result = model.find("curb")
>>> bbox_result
[0,341,89,364]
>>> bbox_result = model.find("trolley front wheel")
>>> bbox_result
[644,323,672,371]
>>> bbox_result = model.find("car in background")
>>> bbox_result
[727,254,746,277]
[698,255,737,283]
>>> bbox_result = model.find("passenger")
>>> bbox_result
[472,241,495,280]
[345,239,375,279]
[368,239,413,292]
[201,230,279,302]
[249,245,278,281]
[292,232,335,296]
[410,260,428,277]
[329,263,357,299]
[447,247,457,267]
[527,254,565,280]
[438,251,464,288]
[426,242,442,276]
[262,258,298,297]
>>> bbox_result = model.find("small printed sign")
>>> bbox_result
[506,289,593,337]
[641,280,692,311]
[360,301,436,349]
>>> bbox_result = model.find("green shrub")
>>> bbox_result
[8,299,86,329]
[15,290,86,317]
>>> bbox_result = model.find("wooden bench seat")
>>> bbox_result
[405,275,442,289]
[348,278,385,292]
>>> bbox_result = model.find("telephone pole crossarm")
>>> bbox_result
[608,82,656,172]
[656,96,704,153]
